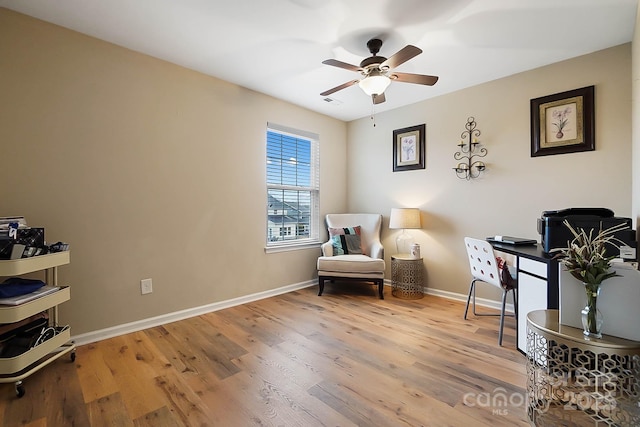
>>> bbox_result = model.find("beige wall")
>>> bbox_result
[1,7,635,336]
[348,44,632,301]
[0,9,348,334]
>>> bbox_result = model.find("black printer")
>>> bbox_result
[537,208,636,257]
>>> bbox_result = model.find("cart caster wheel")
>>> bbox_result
[15,383,25,398]
[70,350,76,362]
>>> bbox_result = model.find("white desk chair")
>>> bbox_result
[463,237,517,346]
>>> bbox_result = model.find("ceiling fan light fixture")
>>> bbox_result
[321,39,437,106]
[358,71,391,96]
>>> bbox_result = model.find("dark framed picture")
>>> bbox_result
[393,124,425,172]
[530,85,595,157]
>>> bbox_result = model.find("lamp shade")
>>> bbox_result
[389,208,421,229]
[358,70,391,96]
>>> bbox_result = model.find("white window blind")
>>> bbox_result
[266,123,319,249]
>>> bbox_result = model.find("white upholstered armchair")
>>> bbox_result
[316,213,386,299]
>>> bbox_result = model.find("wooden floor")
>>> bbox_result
[0,283,528,426]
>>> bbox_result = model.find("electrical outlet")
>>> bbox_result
[140,278,153,295]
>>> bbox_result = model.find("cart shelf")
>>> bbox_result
[0,251,74,397]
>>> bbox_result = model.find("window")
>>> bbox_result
[266,123,319,250]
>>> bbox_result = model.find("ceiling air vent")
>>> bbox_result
[323,97,342,105]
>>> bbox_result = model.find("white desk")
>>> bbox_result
[490,242,559,354]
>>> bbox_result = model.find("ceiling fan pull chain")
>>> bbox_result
[370,98,376,127]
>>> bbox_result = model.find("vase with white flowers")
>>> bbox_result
[551,220,628,338]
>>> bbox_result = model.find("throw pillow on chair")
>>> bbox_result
[329,226,363,255]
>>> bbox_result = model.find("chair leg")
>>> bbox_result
[463,279,475,319]
[498,288,508,346]
[318,277,324,296]
[472,280,479,315]
[465,278,517,346]
[377,279,384,299]
[512,288,518,322]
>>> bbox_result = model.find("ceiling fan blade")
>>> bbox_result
[381,45,422,69]
[320,80,359,96]
[321,59,362,73]
[391,72,439,86]
[373,93,386,104]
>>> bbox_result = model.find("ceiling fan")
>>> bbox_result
[320,38,439,104]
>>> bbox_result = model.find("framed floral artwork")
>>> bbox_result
[530,85,595,157]
[393,124,425,171]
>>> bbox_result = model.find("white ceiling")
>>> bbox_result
[1,0,637,122]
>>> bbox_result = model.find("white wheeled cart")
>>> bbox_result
[0,251,75,397]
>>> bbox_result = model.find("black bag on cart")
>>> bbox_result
[0,317,50,358]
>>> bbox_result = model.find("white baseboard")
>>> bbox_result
[71,280,316,346]
[383,279,515,313]
[72,280,513,346]
[424,287,515,313]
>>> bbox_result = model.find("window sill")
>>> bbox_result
[265,241,322,254]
